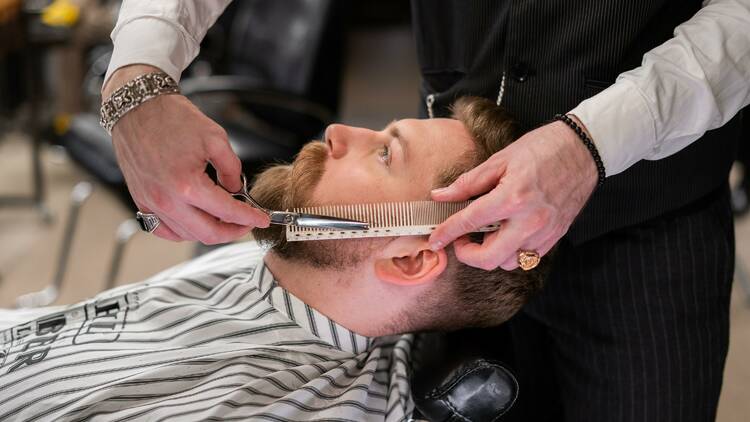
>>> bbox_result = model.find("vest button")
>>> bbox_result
[510,62,532,82]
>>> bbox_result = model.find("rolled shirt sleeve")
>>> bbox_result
[570,0,750,177]
[104,0,232,85]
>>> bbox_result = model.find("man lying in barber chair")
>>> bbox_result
[0,97,549,421]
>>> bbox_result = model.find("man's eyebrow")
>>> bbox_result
[384,120,409,163]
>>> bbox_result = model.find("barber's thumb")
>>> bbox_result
[431,174,474,202]
[216,167,243,193]
[206,133,243,192]
[431,162,501,202]
[211,155,243,193]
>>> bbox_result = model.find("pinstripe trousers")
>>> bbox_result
[503,185,734,422]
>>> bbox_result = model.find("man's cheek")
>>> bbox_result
[317,169,390,203]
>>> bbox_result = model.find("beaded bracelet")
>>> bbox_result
[553,114,606,187]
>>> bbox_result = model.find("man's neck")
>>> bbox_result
[263,252,403,337]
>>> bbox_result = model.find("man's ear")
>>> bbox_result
[374,237,448,286]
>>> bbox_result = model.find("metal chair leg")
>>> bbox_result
[16,181,93,308]
[103,218,140,291]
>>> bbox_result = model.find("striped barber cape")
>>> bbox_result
[0,241,414,421]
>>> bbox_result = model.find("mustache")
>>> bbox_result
[293,140,328,168]
[287,140,329,207]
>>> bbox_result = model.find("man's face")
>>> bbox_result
[251,97,545,334]
[313,118,475,204]
[248,116,481,267]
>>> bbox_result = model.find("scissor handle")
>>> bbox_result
[230,174,270,214]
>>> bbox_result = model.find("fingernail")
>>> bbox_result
[431,187,448,195]
[430,240,443,251]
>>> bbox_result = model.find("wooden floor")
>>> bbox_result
[0,27,748,421]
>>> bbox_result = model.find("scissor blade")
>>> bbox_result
[295,213,369,230]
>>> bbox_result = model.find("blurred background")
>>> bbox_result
[0,1,747,420]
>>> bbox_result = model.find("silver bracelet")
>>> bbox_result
[99,71,180,135]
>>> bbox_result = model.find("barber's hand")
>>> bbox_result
[103,65,270,243]
[428,117,598,270]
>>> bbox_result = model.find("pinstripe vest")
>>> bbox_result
[411,0,741,244]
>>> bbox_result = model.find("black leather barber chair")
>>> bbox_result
[411,328,518,421]
[180,0,344,174]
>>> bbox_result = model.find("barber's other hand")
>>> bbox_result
[103,65,270,243]
[428,117,598,270]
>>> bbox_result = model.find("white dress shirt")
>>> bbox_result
[104,0,750,177]
[0,242,413,421]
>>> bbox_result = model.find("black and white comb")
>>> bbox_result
[286,200,501,241]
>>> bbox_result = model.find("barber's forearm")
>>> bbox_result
[570,0,750,177]
[103,0,233,89]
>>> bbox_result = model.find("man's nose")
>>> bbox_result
[326,124,373,159]
[325,124,348,159]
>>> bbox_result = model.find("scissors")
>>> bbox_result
[228,174,369,231]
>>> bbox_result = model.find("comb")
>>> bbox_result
[286,200,500,241]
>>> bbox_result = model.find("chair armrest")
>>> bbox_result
[180,75,334,125]
[410,331,518,422]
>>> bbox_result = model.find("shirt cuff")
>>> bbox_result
[104,17,197,88]
[569,79,657,177]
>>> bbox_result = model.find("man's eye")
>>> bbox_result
[378,145,392,165]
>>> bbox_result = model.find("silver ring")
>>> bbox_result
[135,211,161,233]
